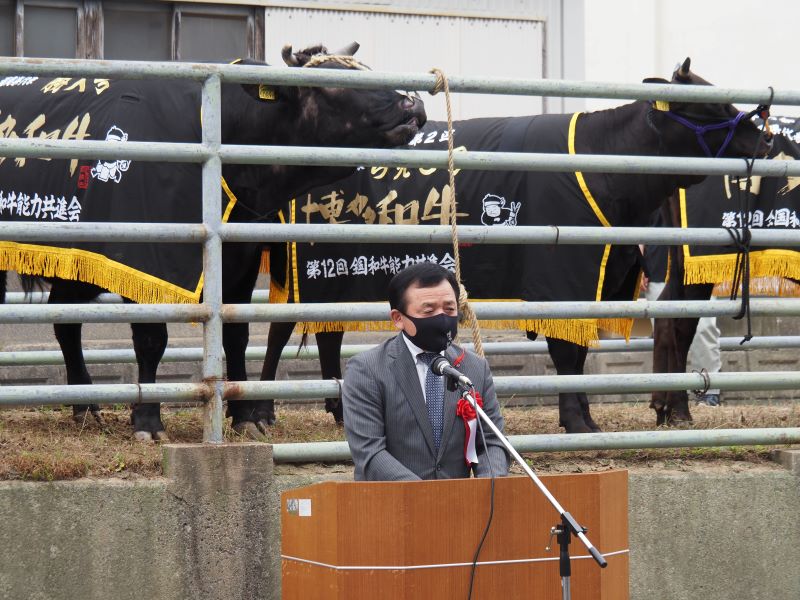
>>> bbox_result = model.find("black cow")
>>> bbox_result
[256,58,771,433]
[0,43,426,441]
[652,115,799,426]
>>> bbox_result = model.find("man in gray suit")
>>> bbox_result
[343,262,510,481]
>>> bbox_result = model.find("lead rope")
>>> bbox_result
[430,68,485,358]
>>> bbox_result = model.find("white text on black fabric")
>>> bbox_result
[0,190,82,221]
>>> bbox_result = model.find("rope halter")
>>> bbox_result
[652,95,773,158]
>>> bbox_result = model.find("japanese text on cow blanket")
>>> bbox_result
[0,190,82,221]
[307,252,456,280]
[722,209,800,229]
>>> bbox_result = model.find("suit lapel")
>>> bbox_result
[388,334,436,455]
[438,344,463,458]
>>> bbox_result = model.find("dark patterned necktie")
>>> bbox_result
[418,352,444,450]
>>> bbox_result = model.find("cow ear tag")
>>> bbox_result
[654,100,670,112]
[258,84,277,101]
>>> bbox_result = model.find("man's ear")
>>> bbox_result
[241,83,298,105]
[390,309,404,331]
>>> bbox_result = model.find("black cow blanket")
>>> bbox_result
[0,74,233,304]
[681,116,800,296]
[272,114,641,345]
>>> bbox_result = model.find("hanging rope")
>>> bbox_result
[429,68,485,358]
[724,92,774,345]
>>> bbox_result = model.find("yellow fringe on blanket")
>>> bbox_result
[268,276,289,305]
[713,276,800,298]
[0,241,198,304]
[597,317,634,341]
[684,250,800,288]
[293,316,614,347]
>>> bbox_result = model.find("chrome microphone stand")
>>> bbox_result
[459,383,607,600]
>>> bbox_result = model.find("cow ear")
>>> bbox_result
[642,78,672,111]
[241,83,298,105]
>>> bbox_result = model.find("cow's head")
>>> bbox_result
[644,57,772,162]
[243,43,426,148]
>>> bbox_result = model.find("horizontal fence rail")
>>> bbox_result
[4,336,800,367]
[4,371,800,406]
[1,56,798,105]
[220,299,800,324]
[4,139,800,178]
[3,223,800,246]
[3,57,800,447]
[3,298,800,325]
[271,428,800,463]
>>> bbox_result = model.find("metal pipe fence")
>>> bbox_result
[4,336,800,367]
[3,370,800,406]
[2,56,800,449]
[272,427,800,463]
[2,298,800,325]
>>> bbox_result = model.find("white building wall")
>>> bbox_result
[261,0,581,119]
[582,0,800,116]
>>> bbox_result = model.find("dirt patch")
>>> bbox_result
[1,402,798,481]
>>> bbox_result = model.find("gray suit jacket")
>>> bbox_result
[343,334,510,481]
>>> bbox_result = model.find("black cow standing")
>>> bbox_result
[652,115,798,427]
[0,43,426,441]
[257,58,771,433]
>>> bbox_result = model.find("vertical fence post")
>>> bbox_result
[201,73,224,443]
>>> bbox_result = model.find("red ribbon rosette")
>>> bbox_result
[457,390,483,466]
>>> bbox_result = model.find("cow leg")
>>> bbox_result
[317,330,345,424]
[130,320,169,441]
[530,330,598,431]
[546,337,594,434]
[49,280,103,424]
[572,343,601,432]
[225,320,272,437]
[220,241,268,437]
[652,315,697,426]
[651,281,713,426]
[257,321,297,427]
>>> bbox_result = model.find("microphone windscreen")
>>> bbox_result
[430,355,450,375]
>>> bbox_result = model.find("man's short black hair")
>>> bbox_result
[388,262,459,313]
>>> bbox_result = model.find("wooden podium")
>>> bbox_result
[281,471,628,599]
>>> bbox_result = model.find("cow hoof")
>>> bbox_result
[232,421,268,441]
[72,407,103,426]
[90,409,105,426]
[562,422,593,434]
[134,431,154,442]
[153,430,171,442]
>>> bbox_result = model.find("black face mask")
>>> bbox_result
[401,312,458,353]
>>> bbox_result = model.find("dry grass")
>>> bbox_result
[1,401,798,481]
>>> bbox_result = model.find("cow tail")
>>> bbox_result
[19,274,47,298]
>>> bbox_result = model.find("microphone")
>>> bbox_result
[430,356,473,389]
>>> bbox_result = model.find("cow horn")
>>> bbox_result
[678,57,691,78]
[333,42,360,57]
[282,44,300,66]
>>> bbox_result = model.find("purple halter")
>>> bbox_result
[658,108,747,158]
